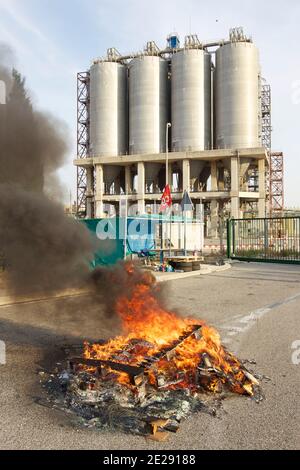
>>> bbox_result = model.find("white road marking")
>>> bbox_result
[219,291,300,347]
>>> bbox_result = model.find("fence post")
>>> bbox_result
[227,219,231,259]
[264,218,269,259]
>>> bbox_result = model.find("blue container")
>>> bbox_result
[168,34,180,49]
[81,217,157,267]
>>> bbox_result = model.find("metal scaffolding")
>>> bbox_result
[260,82,284,214]
[245,81,272,213]
[261,82,272,214]
[269,152,284,214]
[261,83,272,152]
[77,71,90,216]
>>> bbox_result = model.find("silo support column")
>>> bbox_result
[86,167,94,219]
[230,156,240,219]
[240,158,251,190]
[231,197,240,219]
[114,179,121,195]
[210,200,219,238]
[182,159,190,192]
[258,158,266,217]
[95,164,105,218]
[210,161,218,191]
[125,166,132,194]
[218,166,225,191]
[210,162,220,236]
[137,162,145,214]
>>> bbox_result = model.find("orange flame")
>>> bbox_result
[84,262,256,395]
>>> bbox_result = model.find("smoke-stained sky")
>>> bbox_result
[0,0,299,206]
[0,56,95,295]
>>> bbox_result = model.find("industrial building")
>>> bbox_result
[74,27,284,234]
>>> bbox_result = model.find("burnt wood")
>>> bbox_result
[69,324,202,386]
[139,324,202,368]
[68,357,144,377]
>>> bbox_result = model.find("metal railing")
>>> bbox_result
[227,217,300,264]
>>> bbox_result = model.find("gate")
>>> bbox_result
[227,217,300,264]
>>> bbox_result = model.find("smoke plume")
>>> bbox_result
[90,260,168,319]
[0,45,95,295]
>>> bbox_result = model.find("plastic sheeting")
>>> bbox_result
[82,217,157,266]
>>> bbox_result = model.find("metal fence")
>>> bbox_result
[227,217,300,264]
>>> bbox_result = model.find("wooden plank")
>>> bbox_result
[139,324,202,369]
[69,325,202,387]
[68,357,144,377]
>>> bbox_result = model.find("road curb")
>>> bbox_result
[0,289,91,308]
[0,264,232,306]
[154,263,231,283]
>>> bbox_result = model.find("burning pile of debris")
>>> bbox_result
[46,263,261,441]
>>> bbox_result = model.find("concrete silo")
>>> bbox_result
[129,55,169,155]
[89,60,128,157]
[215,41,261,149]
[171,48,212,190]
[171,48,211,152]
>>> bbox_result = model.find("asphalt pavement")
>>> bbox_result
[0,262,299,449]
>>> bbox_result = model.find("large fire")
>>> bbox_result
[83,262,258,396]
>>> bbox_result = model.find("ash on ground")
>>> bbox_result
[38,350,263,440]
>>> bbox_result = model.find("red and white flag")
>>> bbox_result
[160,184,172,212]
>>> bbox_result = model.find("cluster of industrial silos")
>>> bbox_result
[89,29,261,159]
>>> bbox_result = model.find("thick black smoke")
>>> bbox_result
[0,46,95,295]
[90,260,168,319]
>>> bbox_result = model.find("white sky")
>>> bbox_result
[0,0,299,206]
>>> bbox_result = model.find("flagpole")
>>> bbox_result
[184,209,187,257]
[166,123,171,187]
[169,207,172,257]
[166,122,172,258]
